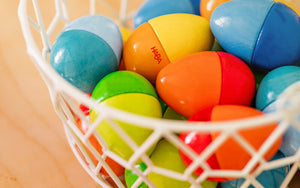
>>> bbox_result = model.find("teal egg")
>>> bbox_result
[50,15,122,93]
[256,65,300,110]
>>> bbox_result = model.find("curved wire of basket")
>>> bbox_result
[18,0,300,187]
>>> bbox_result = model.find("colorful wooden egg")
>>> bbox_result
[179,105,282,181]
[133,0,198,28]
[50,15,122,93]
[256,66,300,111]
[221,151,289,188]
[156,51,256,117]
[123,13,214,84]
[210,0,300,70]
[256,66,300,157]
[125,140,218,188]
[76,115,125,177]
[90,71,162,161]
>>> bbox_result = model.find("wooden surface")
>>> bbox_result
[1,0,300,188]
[0,0,100,188]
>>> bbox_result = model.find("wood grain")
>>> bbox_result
[1,0,300,188]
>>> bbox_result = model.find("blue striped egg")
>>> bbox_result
[50,15,122,93]
[210,0,300,70]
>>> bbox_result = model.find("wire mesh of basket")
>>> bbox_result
[18,0,300,187]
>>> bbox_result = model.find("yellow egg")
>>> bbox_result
[123,13,214,84]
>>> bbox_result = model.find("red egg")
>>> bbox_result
[156,51,256,117]
[179,105,282,181]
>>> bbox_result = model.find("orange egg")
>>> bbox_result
[123,14,214,84]
[180,105,282,181]
[156,51,256,117]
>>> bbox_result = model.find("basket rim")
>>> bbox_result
[17,0,300,132]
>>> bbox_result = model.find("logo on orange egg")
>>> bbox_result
[151,46,162,64]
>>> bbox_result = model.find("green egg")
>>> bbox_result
[90,71,162,162]
[91,71,158,103]
[125,140,218,188]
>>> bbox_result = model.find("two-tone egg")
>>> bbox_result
[90,71,162,161]
[50,15,122,93]
[156,51,256,118]
[123,13,214,84]
[256,66,300,158]
[210,0,300,70]
[179,105,282,181]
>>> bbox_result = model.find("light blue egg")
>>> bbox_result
[252,2,300,70]
[62,15,123,62]
[256,66,300,111]
[50,15,122,93]
[133,0,196,28]
[221,151,289,188]
[210,0,274,64]
[263,101,300,157]
[210,0,300,70]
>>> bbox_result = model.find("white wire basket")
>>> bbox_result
[18,0,300,187]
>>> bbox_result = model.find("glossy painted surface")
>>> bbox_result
[61,15,123,62]
[50,30,119,93]
[221,151,289,188]
[50,15,122,93]
[91,71,158,103]
[200,0,230,20]
[210,0,300,70]
[180,105,281,181]
[149,14,213,63]
[218,52,256,105]
[125,140,218,188]
[90,93,162,161]
[133,0,196,28]
[124,14,214,84]
[123,23,171,84]
[210,0,274,64]
[90,71,162,161]
[157,51,222,117]
[256,66,300,111]
[156,51,255,117]
[252,2,300,69]
[210,105,281,171]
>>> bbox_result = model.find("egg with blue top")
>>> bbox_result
[50,15,122,93]
[256,66,300,157]
[134,0,201,28]
[210,0,300,70]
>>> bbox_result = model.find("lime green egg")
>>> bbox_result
[90,71,162,161]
